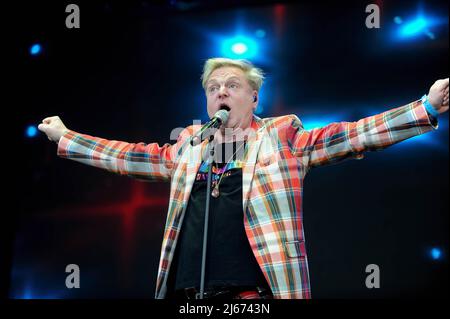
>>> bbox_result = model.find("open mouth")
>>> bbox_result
[219,104,231,112]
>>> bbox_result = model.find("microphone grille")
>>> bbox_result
[214,109,229,123]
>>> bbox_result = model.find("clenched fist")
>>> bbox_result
[38,116,69,143]
[428,78,449,114]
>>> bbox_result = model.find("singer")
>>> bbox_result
[38,58,449,299]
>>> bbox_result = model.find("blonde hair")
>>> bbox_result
[201,57,265,92]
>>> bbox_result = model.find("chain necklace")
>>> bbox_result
[211,140,247,198]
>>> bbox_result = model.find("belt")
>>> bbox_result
[175,286,273,300]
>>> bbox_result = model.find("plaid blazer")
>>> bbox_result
[57,99,436,299]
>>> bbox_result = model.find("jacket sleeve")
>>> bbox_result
[57,127,192,182]
[288,99,438,169]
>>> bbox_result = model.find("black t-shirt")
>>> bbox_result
[166,141,269,294]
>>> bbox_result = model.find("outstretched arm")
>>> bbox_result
[38,116,190,181]
[289,78,448,168]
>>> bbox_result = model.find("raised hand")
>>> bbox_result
[428,78,449,114]
[38,116,69,143]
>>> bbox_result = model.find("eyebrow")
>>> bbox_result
[207,76,242,86]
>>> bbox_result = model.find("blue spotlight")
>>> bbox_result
[221,36,258,59]
[26,125,38,138]
[399,17,428,37]
[231,42,248,55]
[21,286,33,299]
[255,29,266,38]
[302,118,343,131]
[430,247,442,261]
[393,16,403,25]
[424,30,435,40]
[30,43,42,56]
[394,13,444,41]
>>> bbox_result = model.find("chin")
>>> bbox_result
[223,116,233,126]
[225,120,237,129]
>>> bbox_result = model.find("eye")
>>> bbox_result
[208,86,218,93]
[229,83,239,89]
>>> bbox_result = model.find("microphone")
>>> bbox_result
[190,109,229,146]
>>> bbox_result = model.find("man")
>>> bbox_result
[38,58,449,299]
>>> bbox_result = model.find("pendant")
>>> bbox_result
[211,187,220,198]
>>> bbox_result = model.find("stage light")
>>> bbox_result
[13,286,61,299]
[393,12,445,41]
[399,17,428,37]
[30,43,42,56]
[21,286,33,299]
[231,42,248,55]
[430,247,442,261]
[221,36,258,59]
[26,125,38,138]
[303,121,331,131]
[302,118,343,131]
[255,29,266,38]
[393,16,403,25]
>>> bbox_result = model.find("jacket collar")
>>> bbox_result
[182,114,267,208]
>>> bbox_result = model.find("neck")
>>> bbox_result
[215,116,254,143]
[215,127,248,144]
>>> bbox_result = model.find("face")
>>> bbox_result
[205,66,258,131]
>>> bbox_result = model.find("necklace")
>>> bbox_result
[211,140,247,198]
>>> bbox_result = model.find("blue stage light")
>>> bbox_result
[221,36,258,59]
[30,43,42,56]
[26,125,38,138]
[430,247,442,261]
[255,29,266,38]
[393,16,403,25]
[231,42,248,55]
[399,17,428,37]
[302,118,343,131]
[13,286,61,299]
[393,12,445,41]
[21,286,33,299]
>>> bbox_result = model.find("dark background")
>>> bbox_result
[4,0,448,299]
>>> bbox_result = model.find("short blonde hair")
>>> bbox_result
[201,57,265,92]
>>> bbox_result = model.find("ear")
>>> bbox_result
[252,90,258,110]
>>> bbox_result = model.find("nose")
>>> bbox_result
[218,85,229,99]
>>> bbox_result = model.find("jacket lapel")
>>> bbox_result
[182,140,208,203]
[242,116,266,214]
[180,115,266,211]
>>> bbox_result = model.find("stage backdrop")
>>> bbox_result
[8,0,448,298]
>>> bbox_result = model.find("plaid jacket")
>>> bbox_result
[57,99,436,299]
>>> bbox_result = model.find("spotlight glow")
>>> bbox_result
[221,36,258,59]
[255,29,266,38]
[430,247,442,261]
[231,42,248,55]
[393,16,403,25]
[30,43,42,56]
[301,116,344,131]
[394,12,445,41]
[400,18,428,37]
[26,125,38,138]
